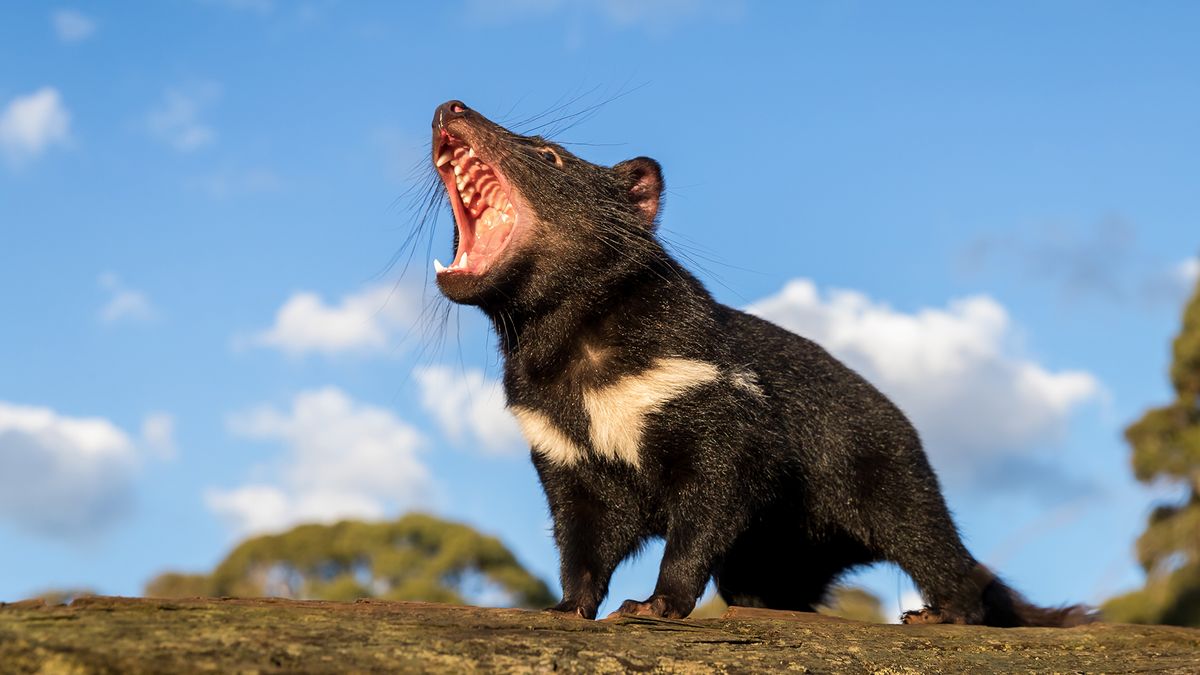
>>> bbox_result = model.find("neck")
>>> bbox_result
[486,254,707,379]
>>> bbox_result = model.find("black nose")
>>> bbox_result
[433,100,469,130]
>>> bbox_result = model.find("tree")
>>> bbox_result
[689,585,886,623]
[144,573,208,599]
[1103,274,1200,626]
[145,513,555,609]
[820,586,888,623]
[26,588,96,605]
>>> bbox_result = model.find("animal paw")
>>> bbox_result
[608,594,688,619]
[544,601,595,620]
[901,606,967,625]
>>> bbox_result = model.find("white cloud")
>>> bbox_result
[140,412,177,460]
[205,485,384,539]
[52,9,96,42]
[98,272,155,324]
[207,387,431,537]
[146,84,219,152]
[415,366,523,454]
[0,401,138,536]
[205,485,290,536]
[247,283,421,357]
[1175,257,1199,289]
[748,280,1100,479]
[0,87,71,166]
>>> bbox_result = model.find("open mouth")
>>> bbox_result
[433,136,519,277]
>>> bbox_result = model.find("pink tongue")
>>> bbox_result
[471,207,510,256]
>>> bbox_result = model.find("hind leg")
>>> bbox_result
[890,535,985,625]
[897,564,993,625]
[866,477,1081,627]
[863,478,990,624]
[882,516,991,624]
[828,429,995,625]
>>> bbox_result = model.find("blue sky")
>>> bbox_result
[2,1,1198,618]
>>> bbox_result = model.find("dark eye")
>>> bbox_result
[537,147,561,166]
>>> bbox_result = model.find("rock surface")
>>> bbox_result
[2,596,1198,673]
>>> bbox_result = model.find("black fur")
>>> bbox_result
[427,101,1091,626]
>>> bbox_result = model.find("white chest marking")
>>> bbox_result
[514,358,720,467]
[511,406,587,466]
[583,358,720,467]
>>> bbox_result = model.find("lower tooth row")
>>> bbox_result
[433,252,469,273]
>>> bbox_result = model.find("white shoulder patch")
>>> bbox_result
[511,405,587,466]
[730,368,765,397]
[582,357,720,467]
[510,358,721,468]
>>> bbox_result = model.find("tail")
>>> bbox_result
[979,569,1095,627]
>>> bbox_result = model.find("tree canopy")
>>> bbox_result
[146,513,555,609]
[1103,275,1200,626]
[690,586,886,623]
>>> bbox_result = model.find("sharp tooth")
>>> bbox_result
[434,258,447,273]
[463,193,472,205]
[468,148,476,157]
[500,212,510,223]
[460,252,469,268]
[436,151,452,167]
[453,166,462,176]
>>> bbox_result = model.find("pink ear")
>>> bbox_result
[614,157,664,229]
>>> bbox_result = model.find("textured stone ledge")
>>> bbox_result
[2,596,1197,673]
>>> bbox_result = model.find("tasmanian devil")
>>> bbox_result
[426,100,1090,626]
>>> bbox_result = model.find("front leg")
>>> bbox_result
[611,480,747,619]
[538,460,644,619]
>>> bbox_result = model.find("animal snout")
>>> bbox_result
[434,100,469,131]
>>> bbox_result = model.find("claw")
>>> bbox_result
[545,602,594,620]
[901,606,967,625]
[608,596,686,620]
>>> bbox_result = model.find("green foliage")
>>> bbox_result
[1103,274,1200,627]
[28,588,96,605]
[1104,564,1200,627]
[144,513,555,609]
[144,573,210,599]
[819,586,887,623]
[688,585,886,623]
[687,594,728,619]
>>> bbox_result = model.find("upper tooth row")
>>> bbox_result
[436,147,475,168]
[460,180,506,208]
